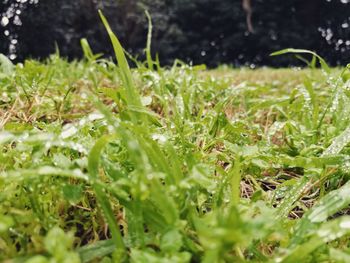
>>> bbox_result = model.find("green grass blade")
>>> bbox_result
[230,157,241,205]
[280,216,350,263]
[0,166,88,183]
[322,125,350,156]
[303,78,319,130]
[276,176,310,219]
[291,180,350,245]
[98,10,142,108]
[0,53,14,75]
[80,38,94,62]
[78,239,115,263]
[88,134,117,180]
[270,48,330,74]
[307,181,350,223]
[88,134,126,257]
[329,248,350,263]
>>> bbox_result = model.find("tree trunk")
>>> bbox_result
[242,0,254,33]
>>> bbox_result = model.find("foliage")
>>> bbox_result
[2,19,350,262]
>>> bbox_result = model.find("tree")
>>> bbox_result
[242,0,254,33]
[2,0,350,66]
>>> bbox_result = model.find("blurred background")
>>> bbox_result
[1,0,350,67]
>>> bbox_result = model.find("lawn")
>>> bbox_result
[1,19,350,262]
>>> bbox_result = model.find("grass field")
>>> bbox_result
[2,17,350,263]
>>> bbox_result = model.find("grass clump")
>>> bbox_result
[2,14,350,263]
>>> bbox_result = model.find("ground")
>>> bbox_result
[1,51,350,262]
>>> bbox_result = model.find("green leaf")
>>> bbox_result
[88,134,126,256]
[292,180,350,245]
[160,229,183,252]
[0,53,14,76]
[276,176,310,219]
[130,249,191,263]
[78,239,115,263]
[62,184,83,203]
[322,125,350,156]
[80,38,102,62]
[0,215,14,233]
[270,48,330,74]
[329,248,350,263]
[280,216,350,263]
[44,226,79,263]
[98,10,142,108]
[0,167,88,183]
[230,157,241,205]
[25,256,49,263]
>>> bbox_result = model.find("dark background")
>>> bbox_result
[1,0,350,67]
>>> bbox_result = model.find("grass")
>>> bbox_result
[2,15,350,263]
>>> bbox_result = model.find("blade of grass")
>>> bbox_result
[322,125,350,156]
[291,180,350,246]
[270,48,330,74]
[280,216,350,263]
[276,176,310,219]
[88,134,126,259]
[230,156,241,205]
[78,239,115,263]
[98,10,142,109]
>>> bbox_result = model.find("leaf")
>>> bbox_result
[0,167,89,183]
[44,227,76,257]
[62,184,83,203]
[78,239,115,263]
[230,157,241,205]
[160,229,183,252]
[0,131,15,144]
[80,38,101,62]
[329,248,350,263]
[127,105,162,126]
[98,10,141,108]
[270,48,330,74]
[291,180,350,246]
[0,53,14,76]
[307,181,350,223]
[88,134,126,256]
[322,125,350,156]
[130,249,191,263]
[303,78,319,129]
[280,216,350,263]
[276,176,310,219]
[0,215,14,233]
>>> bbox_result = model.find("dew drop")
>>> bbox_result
[1,16,9,27]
